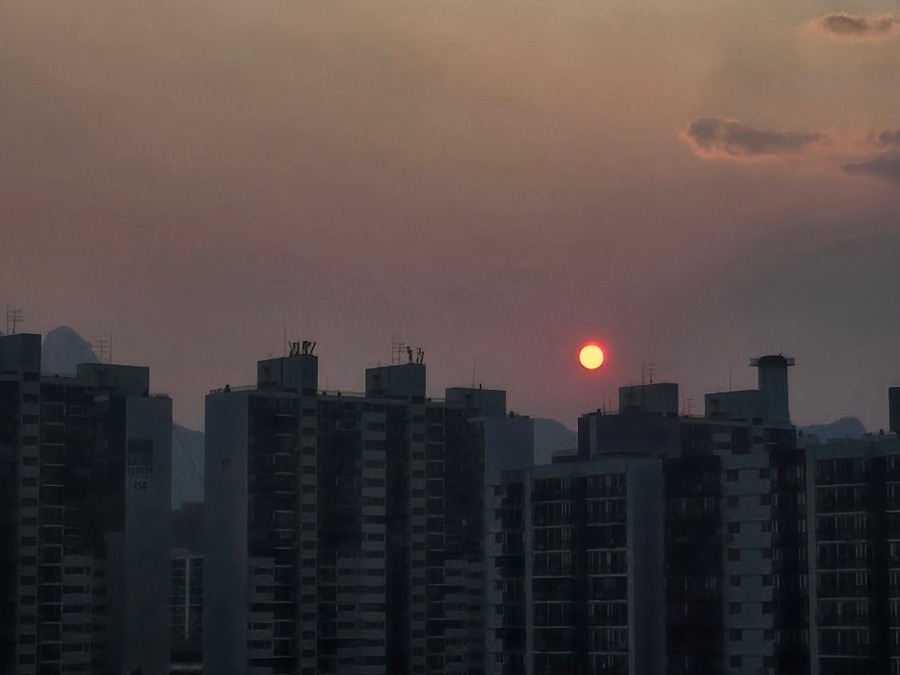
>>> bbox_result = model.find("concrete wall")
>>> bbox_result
[483,416,534,483]
[0,333,41,373]
[365,363,426,399]
[122,395,173,675]
[77,363,150,397]
[627,459,666,675]
[705,390,762,421]
[619,383,679,416]
[445,387,507,418]
[257,354,318,393]
[204,392,250,674]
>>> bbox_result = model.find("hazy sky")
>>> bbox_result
[2,0,899,430]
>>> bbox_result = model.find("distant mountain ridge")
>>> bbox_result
[41,326,99,375]
[534,418,578,465]
[799,416,866,440]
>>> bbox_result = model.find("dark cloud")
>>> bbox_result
[843,154,900,182]
[876,129,900,148]
[684,117,821,158]
[814,13,897,37]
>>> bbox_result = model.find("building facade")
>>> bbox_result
[204,347,506,675]
[805,433,900,675]
[0,332,172,675]
[485,452,666,675]
[171,501,204,672]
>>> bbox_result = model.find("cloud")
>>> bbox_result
[876,129,900,148]
[843,155,900,182]
[840,128,900,183]
[813,13,897,38]
[683,117,821,159]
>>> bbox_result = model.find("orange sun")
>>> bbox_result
[579,344,605,370]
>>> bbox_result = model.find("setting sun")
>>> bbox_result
[578,344,605,370]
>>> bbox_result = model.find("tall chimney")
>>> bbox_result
[750,355,795,426]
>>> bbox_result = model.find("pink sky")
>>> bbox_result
[2,0,899,429]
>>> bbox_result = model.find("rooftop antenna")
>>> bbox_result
[98,332,113,364]
[646,362,656,385]
[392,340,406,366]
[5,305,23,335]
[415,347,424,365]
[406,346,414,363]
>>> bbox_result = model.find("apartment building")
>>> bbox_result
[489,355,809,675]
[0,332,171,674]
[805,432,900,675]
[204,344,505,675]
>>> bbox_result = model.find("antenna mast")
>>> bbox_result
[392,341,407,366]
[97,331,114,364]
[5,305,23,335]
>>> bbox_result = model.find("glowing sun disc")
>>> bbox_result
[579,344,605,370]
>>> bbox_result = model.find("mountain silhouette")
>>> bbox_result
[534,418,578,464]
[799,416,866,440]
[41,326,99,375]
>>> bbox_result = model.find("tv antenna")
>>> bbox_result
[640,361,656,386]
[5,305,23,335]
[392,341,407,366]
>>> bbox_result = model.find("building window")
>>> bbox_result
[730,656,743,668]
[728,549,741,562]
[730,575,741,587]
[729,603,741,615]
[726,470,739,482]
[727,522,741,535]
[730,629,743,641]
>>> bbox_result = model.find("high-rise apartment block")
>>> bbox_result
[0,332,171,675]
[488,355,809,675]
[484,449,665,675]
[204,344,507,675]
[803,433,900,675]
[171,501,204,672]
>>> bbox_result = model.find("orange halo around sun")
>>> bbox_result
[579,344,605,370]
